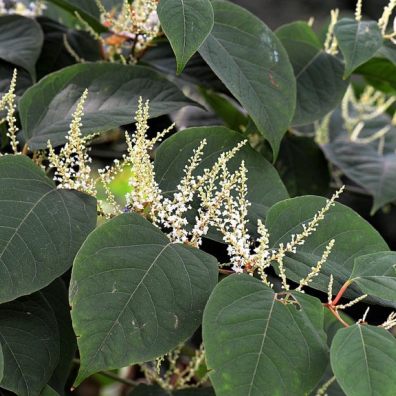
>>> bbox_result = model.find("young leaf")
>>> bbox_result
[0,15,44,81]
[198,0,296,157]
[19,63,196,149]
[203,274,328,396]
[154,126,289,237]
[0,292,60,396]
[334,18,383,78]
[331,324,396,396]
[0,155,97,303]
[276,22,348,126]
[70,213,218,385]
[350,252,396,304]
[157,0,214,75]
[265,196,388,297]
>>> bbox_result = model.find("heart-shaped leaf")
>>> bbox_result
[0,292,60,396]
[70,213,218,385]
[198,0,296,157]
[331,324,396,396]
[350,252,396,304]
[265,196,388,296]
[203,274,328,396]
[0,155,97,303]
[0,15,43,80]
[334,18,383,78]
[276,21,348,126]
[157,0,214,75]
[19,63,196,149]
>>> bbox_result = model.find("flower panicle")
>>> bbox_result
[324,9,339,55]
[296,239,335,292]
[47,89,96,196]
[0,69,19,155]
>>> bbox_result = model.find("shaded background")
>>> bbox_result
[232,0,389,28]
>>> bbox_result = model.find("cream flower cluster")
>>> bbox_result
[0,69,19,155]
[47,90,96,196]
[0,0,45,17]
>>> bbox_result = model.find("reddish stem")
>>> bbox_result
[331,280,352,306]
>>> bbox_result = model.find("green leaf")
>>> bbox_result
[203,274,328,396]
[331,324,396,396]
[265,196,388,296]
[42,280,77,395]
[157,0,214,75]
[0,292,60,396]
[350,252,396,304]
[19,62,196,149]
[0,155,97,303]
[130,384,215,395]
[45,0,107,33]
[198,0,296,157]
[154,126,289,237]
[70,212,218,385]
[334,18,383,78]
[0,15,44,80]
[276,21,348,126]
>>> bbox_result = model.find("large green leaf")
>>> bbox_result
[19,63,195,149]
[0,15,43,80]
[350,252,396,304]
[276,22,348,126]
[203,274,328,396]
[70,213,218,385]
[331,324,396,396]
[0,155,96,303]
[154,127,289,237]
[265,196,388,296]
[198,0,296,157]
[157,0,214,75]
[42,280,77,395]
[334,18,383,78]
[0,292,60,396]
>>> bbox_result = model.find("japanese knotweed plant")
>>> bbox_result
[2,0,396,395]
